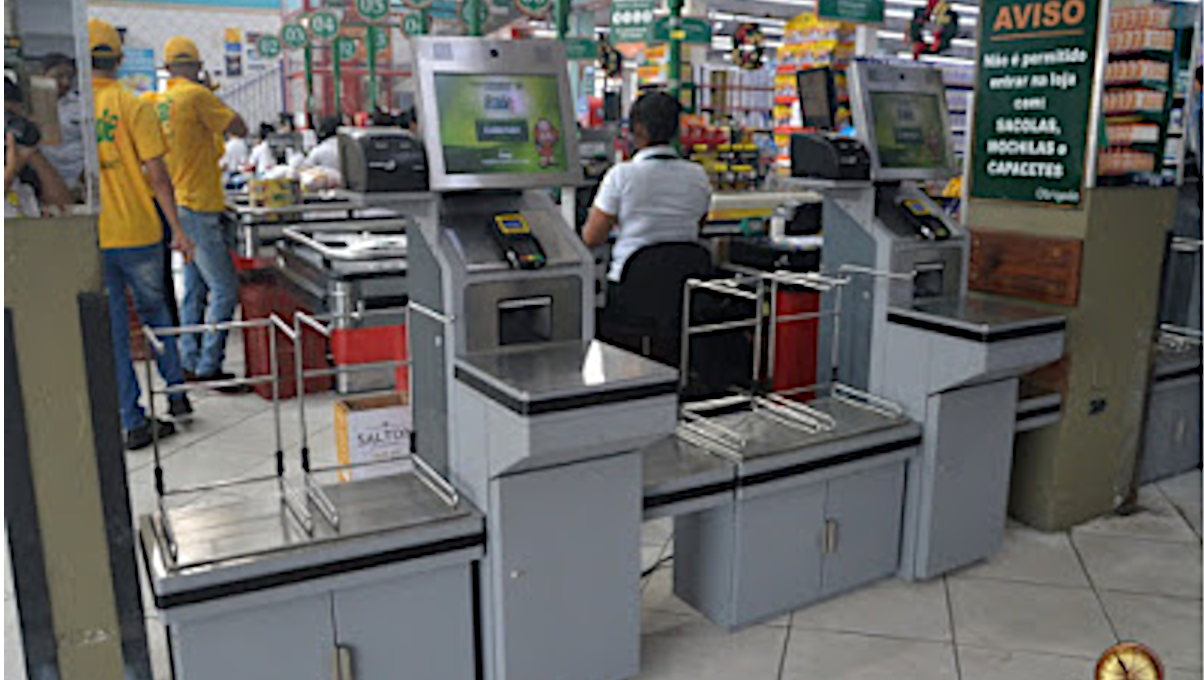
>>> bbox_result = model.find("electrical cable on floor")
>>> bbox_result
[641,553,674,578]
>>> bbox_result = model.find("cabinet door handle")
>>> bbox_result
[335,644,354,680]
[824,519,838,554]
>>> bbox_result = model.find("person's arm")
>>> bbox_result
[198,88,247,139]
[5,133,36,193]
[25,151,71,211]
[582,165,622,248]
[144,157,195,261]
[583,207,617,248]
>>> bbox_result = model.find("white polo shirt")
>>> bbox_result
[593,145,712,282]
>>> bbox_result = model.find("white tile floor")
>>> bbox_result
[4,335,1203,679]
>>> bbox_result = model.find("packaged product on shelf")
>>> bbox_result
[1108,28,1175,54]
[1103,88,1167,114]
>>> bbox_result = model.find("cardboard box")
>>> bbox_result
[334,392,412,481]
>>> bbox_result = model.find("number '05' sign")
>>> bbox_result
[357,0,388,20]
[310,11,340,40]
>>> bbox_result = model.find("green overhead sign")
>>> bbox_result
[651,16,711,44]
[310,11,340,40]
[335,36,357,61]
[257,34,282,58]
[282,23,309,48]
[402,12,426,35]
[816,0,884,25]
[564,37,599,60]
[610,0,655,43]
[970,0,1100,206]
[357,0,389,19]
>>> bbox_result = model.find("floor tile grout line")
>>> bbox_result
[775,611,794,680]
[786,623,951,645]
[127,405,271,474]
[1067,532,1121,643]
[943,576,963,680]
[1071,527,1200,546]
[953,642,1100,663]
[948,572,1097,592]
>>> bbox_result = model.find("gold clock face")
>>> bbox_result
[1096,642,1164,680]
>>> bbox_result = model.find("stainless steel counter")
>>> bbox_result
[142,473,483,603]
[888,293,1066,342]
[694,397,913,463]
[454,340,679,409]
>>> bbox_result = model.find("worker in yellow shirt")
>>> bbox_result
[149,36,248,387]
[89,19,197,450]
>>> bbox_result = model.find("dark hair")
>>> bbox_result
[92,55,121,72]
[41,53,75,74]
[399,106,417,129]
[258,122,276,139]
[629,91,681,145]
[317,116,340,141]
[5,76,22,104]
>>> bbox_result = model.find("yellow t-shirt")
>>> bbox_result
[149,78,236,213]
[94,76,166,250]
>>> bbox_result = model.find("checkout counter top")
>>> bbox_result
[141,472,484,608]
[455,340,679,416]
[888,294,1068,343]
[706,397,915,463]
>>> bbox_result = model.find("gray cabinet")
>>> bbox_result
[168,561,478,680]
[489,453,641,680]
[172,593,333,680]
[333,564,477,680]
[674,459,906,631]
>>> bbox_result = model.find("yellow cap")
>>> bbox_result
[164,36,200,65]
[89,18,122,56]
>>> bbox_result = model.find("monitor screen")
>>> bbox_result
[796,68,835,131]
[433,73,568,176]
[868,91,951,170]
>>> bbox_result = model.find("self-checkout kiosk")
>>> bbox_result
[408,37,680,680]
[801,59,1068,580]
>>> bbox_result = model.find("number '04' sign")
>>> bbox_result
[310,11,340,40]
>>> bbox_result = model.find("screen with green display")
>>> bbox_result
[869,91,951,171]
[434,73,568,175]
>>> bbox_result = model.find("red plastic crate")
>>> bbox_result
[330,324,409,394]
[240,271,333,400]
[771,289,819,399]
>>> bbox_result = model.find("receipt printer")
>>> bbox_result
[339,127,429,193]
[790,133,870,181]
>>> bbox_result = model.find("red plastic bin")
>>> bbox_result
[330,324,409,394]
[239,270,333,400]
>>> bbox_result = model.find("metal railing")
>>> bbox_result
[139,302,459,564]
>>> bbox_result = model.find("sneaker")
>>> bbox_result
[168,394,194,419]
[190,370,251,392]
[126,418,176,451]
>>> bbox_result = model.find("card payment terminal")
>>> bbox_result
[492,213,547,270]
[898,197,951,241]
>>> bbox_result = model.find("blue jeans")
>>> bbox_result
[103,243,186,433]
[178,208,239,376]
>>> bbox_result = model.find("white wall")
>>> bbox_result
[89,2,284,126]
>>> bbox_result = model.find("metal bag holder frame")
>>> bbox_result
[675,268,906,460]
[138,303,460,569]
